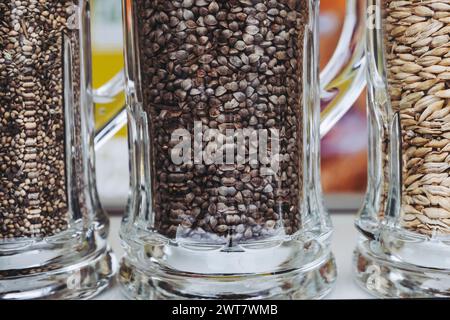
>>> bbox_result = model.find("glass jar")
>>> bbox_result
[355,0,450,298]
[119,0,366,299]
[0,0,122,299]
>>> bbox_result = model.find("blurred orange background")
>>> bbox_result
[319,1,367,193]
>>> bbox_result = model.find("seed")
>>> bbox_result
[199,54,214,64]
[229,56,243,67]
[208,1,219,13]
[22,45,33,52]
[182,0,193,8]
[414,6,433,17]
[245,25,259,35]
[235,41,246,51]
[379,0,450,235]
[181,79,193,90]
[224,99,239,110]
[436,89,450,98]
[0,0,73,239]
[233,92,246,102]
[236,224,245,233]
[217,225,228,233]
[190,88,201,95]
[401,62,422,73]
[215,86,227,96]
[418,100,444,123]
[134,0,308,240]
[204,15,217,26]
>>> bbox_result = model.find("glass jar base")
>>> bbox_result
[354,240,450,298]
[0,246,116,300]
[118,253,336,300]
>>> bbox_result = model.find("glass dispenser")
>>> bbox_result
[0,0,122,299]
[119,0,366,299]
[355,0,450,298]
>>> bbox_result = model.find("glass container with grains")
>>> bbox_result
[356,0,450,298]
[0,0,125,299]
[118,0,366,299]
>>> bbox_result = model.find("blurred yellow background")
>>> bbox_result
[92,0,126,136]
